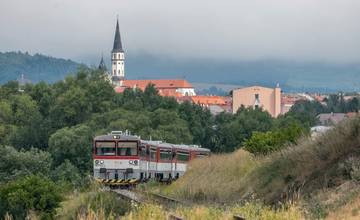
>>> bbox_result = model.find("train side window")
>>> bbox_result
[139,146,147,158]
[196,153,208,158]
[160,150,171,160]
[150,149,157,160]
[95,142,116,156]
[177,151,190,161]
[118,142,138,156]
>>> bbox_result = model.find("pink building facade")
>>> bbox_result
[232,86,281,117]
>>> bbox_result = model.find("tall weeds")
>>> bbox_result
[166,117,360,205]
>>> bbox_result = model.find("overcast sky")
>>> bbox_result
[1,0,360,64]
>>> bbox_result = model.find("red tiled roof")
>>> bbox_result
[281,95,305,105]
[189,96,227,105]
[158,88,183,97]
[122,79,193,91]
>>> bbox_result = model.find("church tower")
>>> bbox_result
[111,19,125,85]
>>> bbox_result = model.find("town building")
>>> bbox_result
[177,95,232,115]
[115,79,196,97]
[232,85,281,117]
[99,19,196,97]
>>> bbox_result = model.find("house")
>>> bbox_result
[232,85,281,117]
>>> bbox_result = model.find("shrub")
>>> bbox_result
[51,159,82,189]
[244,122,305,155]
[58,190,130,220]
[0,145,52,183]
[0,175,63,219]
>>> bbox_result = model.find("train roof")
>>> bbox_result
[93,131,210,152]
[141,140,210,152]
[94,133,140,142]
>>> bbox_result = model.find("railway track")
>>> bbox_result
[110,187,186,208]
[110,188,246,220]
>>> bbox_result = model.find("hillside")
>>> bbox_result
[0,51,81,84]
[161,117,360,219]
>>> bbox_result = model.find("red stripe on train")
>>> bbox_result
[93,156,140,160]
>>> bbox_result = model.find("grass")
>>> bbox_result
[164,149,258,203]
[161,117,360,218]
[79,202,303,220]
[325,193,360,220]
[56,184,130,220]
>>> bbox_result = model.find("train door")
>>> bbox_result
[159,148,172,180]
[145,145,150,179]
[149,147,157,179]
[139,144,147,180]
[172,148,177,180]
[176,150,190,177]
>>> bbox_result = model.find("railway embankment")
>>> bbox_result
[160,117,360,219]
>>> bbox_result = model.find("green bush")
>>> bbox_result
[0,175,63,220]
[0,145,52,183]
[244,122,305,155]
[51,159,83,189]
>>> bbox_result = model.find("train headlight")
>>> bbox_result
[95,160,99,165]
[129,160,138,165]
[100,160,104,164]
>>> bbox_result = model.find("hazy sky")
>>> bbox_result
[1,0,360,64]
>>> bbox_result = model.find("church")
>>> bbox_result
[99,19,196,97]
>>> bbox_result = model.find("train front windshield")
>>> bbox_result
[117,142,138,156]
[95,142,116,156]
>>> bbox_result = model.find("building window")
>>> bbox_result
[254,94,260,109]
[113,70,116,75]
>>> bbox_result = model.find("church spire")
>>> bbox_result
[112,19,123,53]
[98,54,107,71]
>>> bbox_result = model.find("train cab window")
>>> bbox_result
[150,148,157,160]
[95,142,116,156]
[117,142,138,156]
[160,150,171,160]
[176,151,190,161]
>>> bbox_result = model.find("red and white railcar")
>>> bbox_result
[93,131,210,184]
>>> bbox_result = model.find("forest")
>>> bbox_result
[0,67,358,218]
[0,51,80,84]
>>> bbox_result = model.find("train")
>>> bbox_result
[93,131,210,185]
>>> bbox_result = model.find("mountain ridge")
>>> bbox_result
[0,51,81,84]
